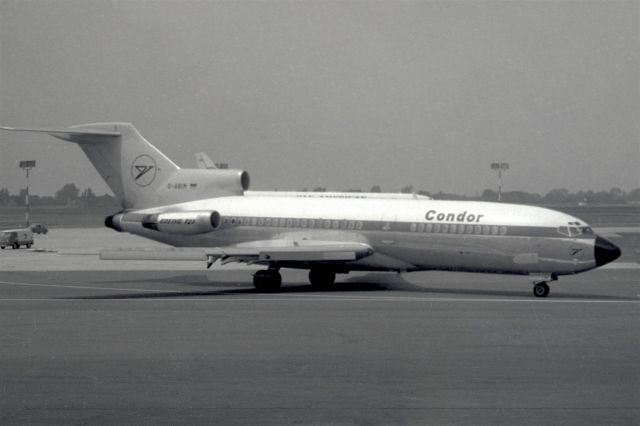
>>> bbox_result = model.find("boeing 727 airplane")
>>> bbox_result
[1,123,621,297]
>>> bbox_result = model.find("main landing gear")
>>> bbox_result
[253,269,282,292]
[252,268,338,292]
[308,269,336,289]
[531,274,557,298]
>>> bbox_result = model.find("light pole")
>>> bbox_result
[19,160,36,227]
[490,162,509,202]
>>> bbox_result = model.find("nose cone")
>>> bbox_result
[594,236,621,266]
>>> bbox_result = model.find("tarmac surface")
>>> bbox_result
[1,228,639,425]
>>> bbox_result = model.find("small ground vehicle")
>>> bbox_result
[0,229,34,249]
[30,223,48,234]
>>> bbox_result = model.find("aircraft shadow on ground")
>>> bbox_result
[61,272,634,301]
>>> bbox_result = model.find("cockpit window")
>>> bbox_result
[580,226,593,235]
[558,225,591,237]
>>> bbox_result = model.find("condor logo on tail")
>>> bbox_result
[131,155,157,186]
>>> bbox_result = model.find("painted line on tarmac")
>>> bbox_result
[0,280,183,293]
[0,293,637,303]
[601,262,640,269]
[273,294,640,303]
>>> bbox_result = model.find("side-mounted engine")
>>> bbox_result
[105,211,221,235]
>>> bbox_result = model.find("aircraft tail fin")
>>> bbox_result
[2,123,180,209]
[2,123,249,210]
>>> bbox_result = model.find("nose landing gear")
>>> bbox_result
[533,282,550,298]
[531,274,557,298]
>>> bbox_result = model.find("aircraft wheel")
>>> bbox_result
[26,243,32,249]
[309,269,336,289]
[0,246,4,249]
[12,242,19,249]
[533,282,550,298]
[253,270,282,292]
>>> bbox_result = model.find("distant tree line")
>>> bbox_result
[0,184,119,209]
[1,184,639,208]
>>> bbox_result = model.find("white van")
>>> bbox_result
[0,228,34,249]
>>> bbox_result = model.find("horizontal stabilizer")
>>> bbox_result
[1,126,121,143]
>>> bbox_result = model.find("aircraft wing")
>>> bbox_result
[100,240,374,268]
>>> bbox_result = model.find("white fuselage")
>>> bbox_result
[115,196,601,276]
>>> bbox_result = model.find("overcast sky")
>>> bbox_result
[1,0,638,197]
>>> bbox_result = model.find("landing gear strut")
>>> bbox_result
[253,269,282,292]
[309,269,336,289]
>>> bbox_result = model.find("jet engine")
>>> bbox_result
[105,211,221,235]
[141,211,221,234]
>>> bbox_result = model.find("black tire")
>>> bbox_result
[0,246,4,249]
[12,242,19,249]
[533,282,550,298]
[309,269,336,289]
[26,243,32,249]
[253,270,282,292]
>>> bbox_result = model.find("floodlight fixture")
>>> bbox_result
[19,160,36,227]
[490,162,509,202]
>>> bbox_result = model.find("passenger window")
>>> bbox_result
[433,224,441,233]
[258,217,264,226]
[458,224,465,234]
[418,223,425,232]
[324,220,331,229]
[300,219,307,228]
[333,220,340,229]
[286,218,293,227]
[441,224,448,233]
[482,226,490,235]
[308,219,315,228]
[491,226,498,235]
[466,225,474,234]
[410,223,417,232]
[348,221,355,230]
[426,223,433,233]
[474,225,482,234]
[449,224,456,233]
[356,221,363,230]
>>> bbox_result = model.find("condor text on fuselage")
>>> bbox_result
[1,123,621,297]
[425,210,485,223]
